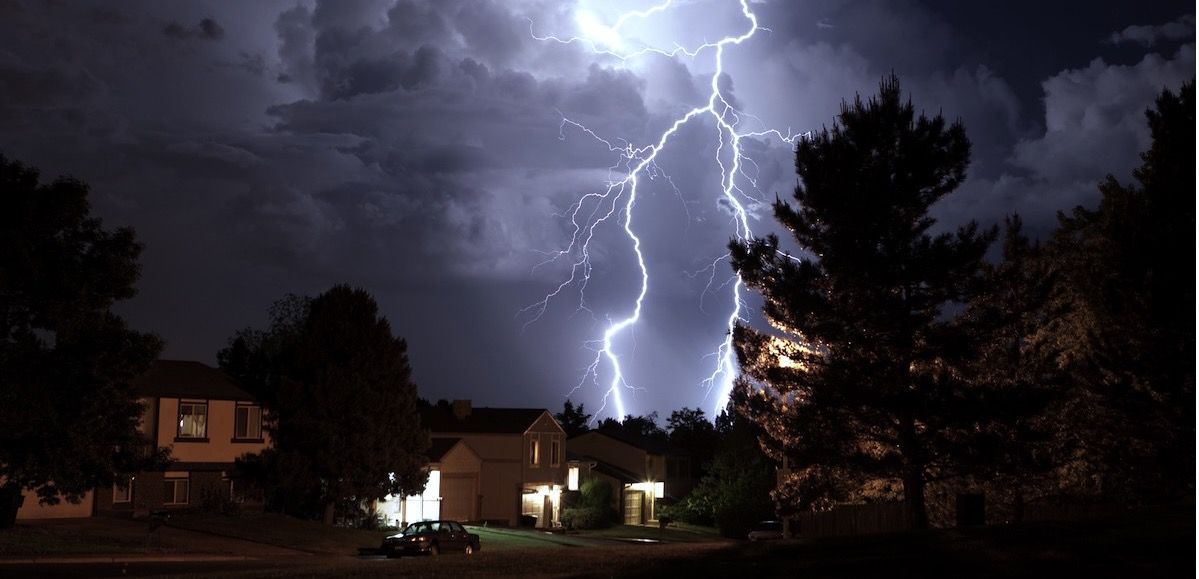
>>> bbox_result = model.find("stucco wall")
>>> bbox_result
[16,489,93,520]
[157,398,271,463]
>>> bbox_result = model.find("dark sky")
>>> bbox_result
[0,0,1192,421]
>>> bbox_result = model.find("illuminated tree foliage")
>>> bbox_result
[729,76,995,528]
[1033,82,1195,502]
[0,155,166,528]
[220,285,429,524]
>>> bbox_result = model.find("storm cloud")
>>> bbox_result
[0,0,1192,418]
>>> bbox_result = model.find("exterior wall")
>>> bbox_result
[433,434,522,525]
[16,490,93,520]
[156,397,270,463]
[438,443,483,522]
[567,433,648,478]
[522,413,568,487]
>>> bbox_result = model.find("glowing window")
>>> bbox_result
[530,438,540,466]
[177,401,207,439]
[568,466,579,491]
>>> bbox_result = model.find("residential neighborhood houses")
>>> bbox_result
[15,360,270,521]
[13,362,699,534]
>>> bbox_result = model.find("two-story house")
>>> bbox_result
[377,400,568,528]
[16,360,271,520]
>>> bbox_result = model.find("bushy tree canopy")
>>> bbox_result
[0,155,165,528]
[730,76,995,528]
[220,285,429,524]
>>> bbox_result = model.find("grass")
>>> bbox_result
[166,512,389,555]
[467,526,592,550]
[0,518,182,556]
[575,523,726,543]
[155,509,1194,578]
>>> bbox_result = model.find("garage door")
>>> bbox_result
[623,490,643,525]
[440,474,477,522]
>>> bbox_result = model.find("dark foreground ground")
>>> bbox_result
[4,509,1193,578]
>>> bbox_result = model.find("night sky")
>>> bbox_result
[0,0,1192,420]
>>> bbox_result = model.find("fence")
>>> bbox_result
[792,502,912,537]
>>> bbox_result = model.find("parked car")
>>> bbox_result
[747,520,784,541]
[381,520,481,557]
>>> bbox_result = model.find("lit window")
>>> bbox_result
[113,478,133,503]
[177,401,208,439]
[164,478,190,505]
[530,438,540,466]
[551,440,561,467]
[568,466,579,491]
[234,404,263,439]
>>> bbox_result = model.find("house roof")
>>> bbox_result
[572,453,641,484]
[574,429,671,456]
[427,438,463,462]
[420,407,551,434]
[132,360,255,401]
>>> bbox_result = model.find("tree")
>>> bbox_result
[0,155,166,528]
[219,285,429,524]
[598,412,668,447]
[666,409,775,537]
[1034,82,1195,502]
[729,75,996,529]
[554,399,591,438]
[666,407,717,479]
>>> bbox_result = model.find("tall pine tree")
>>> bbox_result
[730,76,995,528]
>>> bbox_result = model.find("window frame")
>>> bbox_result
[163,477,190,505]
[529,438,540,467]
[113,478,133,504]
[550,438,561,467]
[176,400,209,441]
[233,402,263,441]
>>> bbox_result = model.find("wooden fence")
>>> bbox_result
[792,502,912,537]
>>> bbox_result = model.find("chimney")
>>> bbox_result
[452,399,472,420]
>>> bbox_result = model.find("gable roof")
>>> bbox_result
[420,407,552,434]
[427,438,465,462]
[568,452,641,483]
[132,360,255,401]
[573,429,671,456]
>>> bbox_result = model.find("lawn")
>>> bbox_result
[154,509,1193,578]
[467,526,592,550]
[166,512,389,555]
[575,523,725,543]
[0,518,183,556]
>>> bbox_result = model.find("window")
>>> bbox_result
[177,401,208,439]
[164,478,190,505]
[234,404,263,440]
[551,439,561,467]
[568,466,579,491]
[113,478,133,503]
[529,438,540,466]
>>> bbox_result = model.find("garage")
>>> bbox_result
[440,473,477,521]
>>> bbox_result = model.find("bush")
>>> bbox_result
[579,479,612,511]
[561,507,609,529]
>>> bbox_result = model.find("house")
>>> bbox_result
[377,400,568,528]
[16,360,270,520]
[566,430,690,525]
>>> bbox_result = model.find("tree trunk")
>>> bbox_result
[323,501,336,526]
[0,482,25,529]
[902,467,929,530]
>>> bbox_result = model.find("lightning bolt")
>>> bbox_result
[524,0,803,421]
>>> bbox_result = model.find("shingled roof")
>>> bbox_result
[132,360,255,401]
[420,405,550,434]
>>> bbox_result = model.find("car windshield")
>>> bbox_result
[402,522,435,536]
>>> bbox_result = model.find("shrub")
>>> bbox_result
[561,507,609,529]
